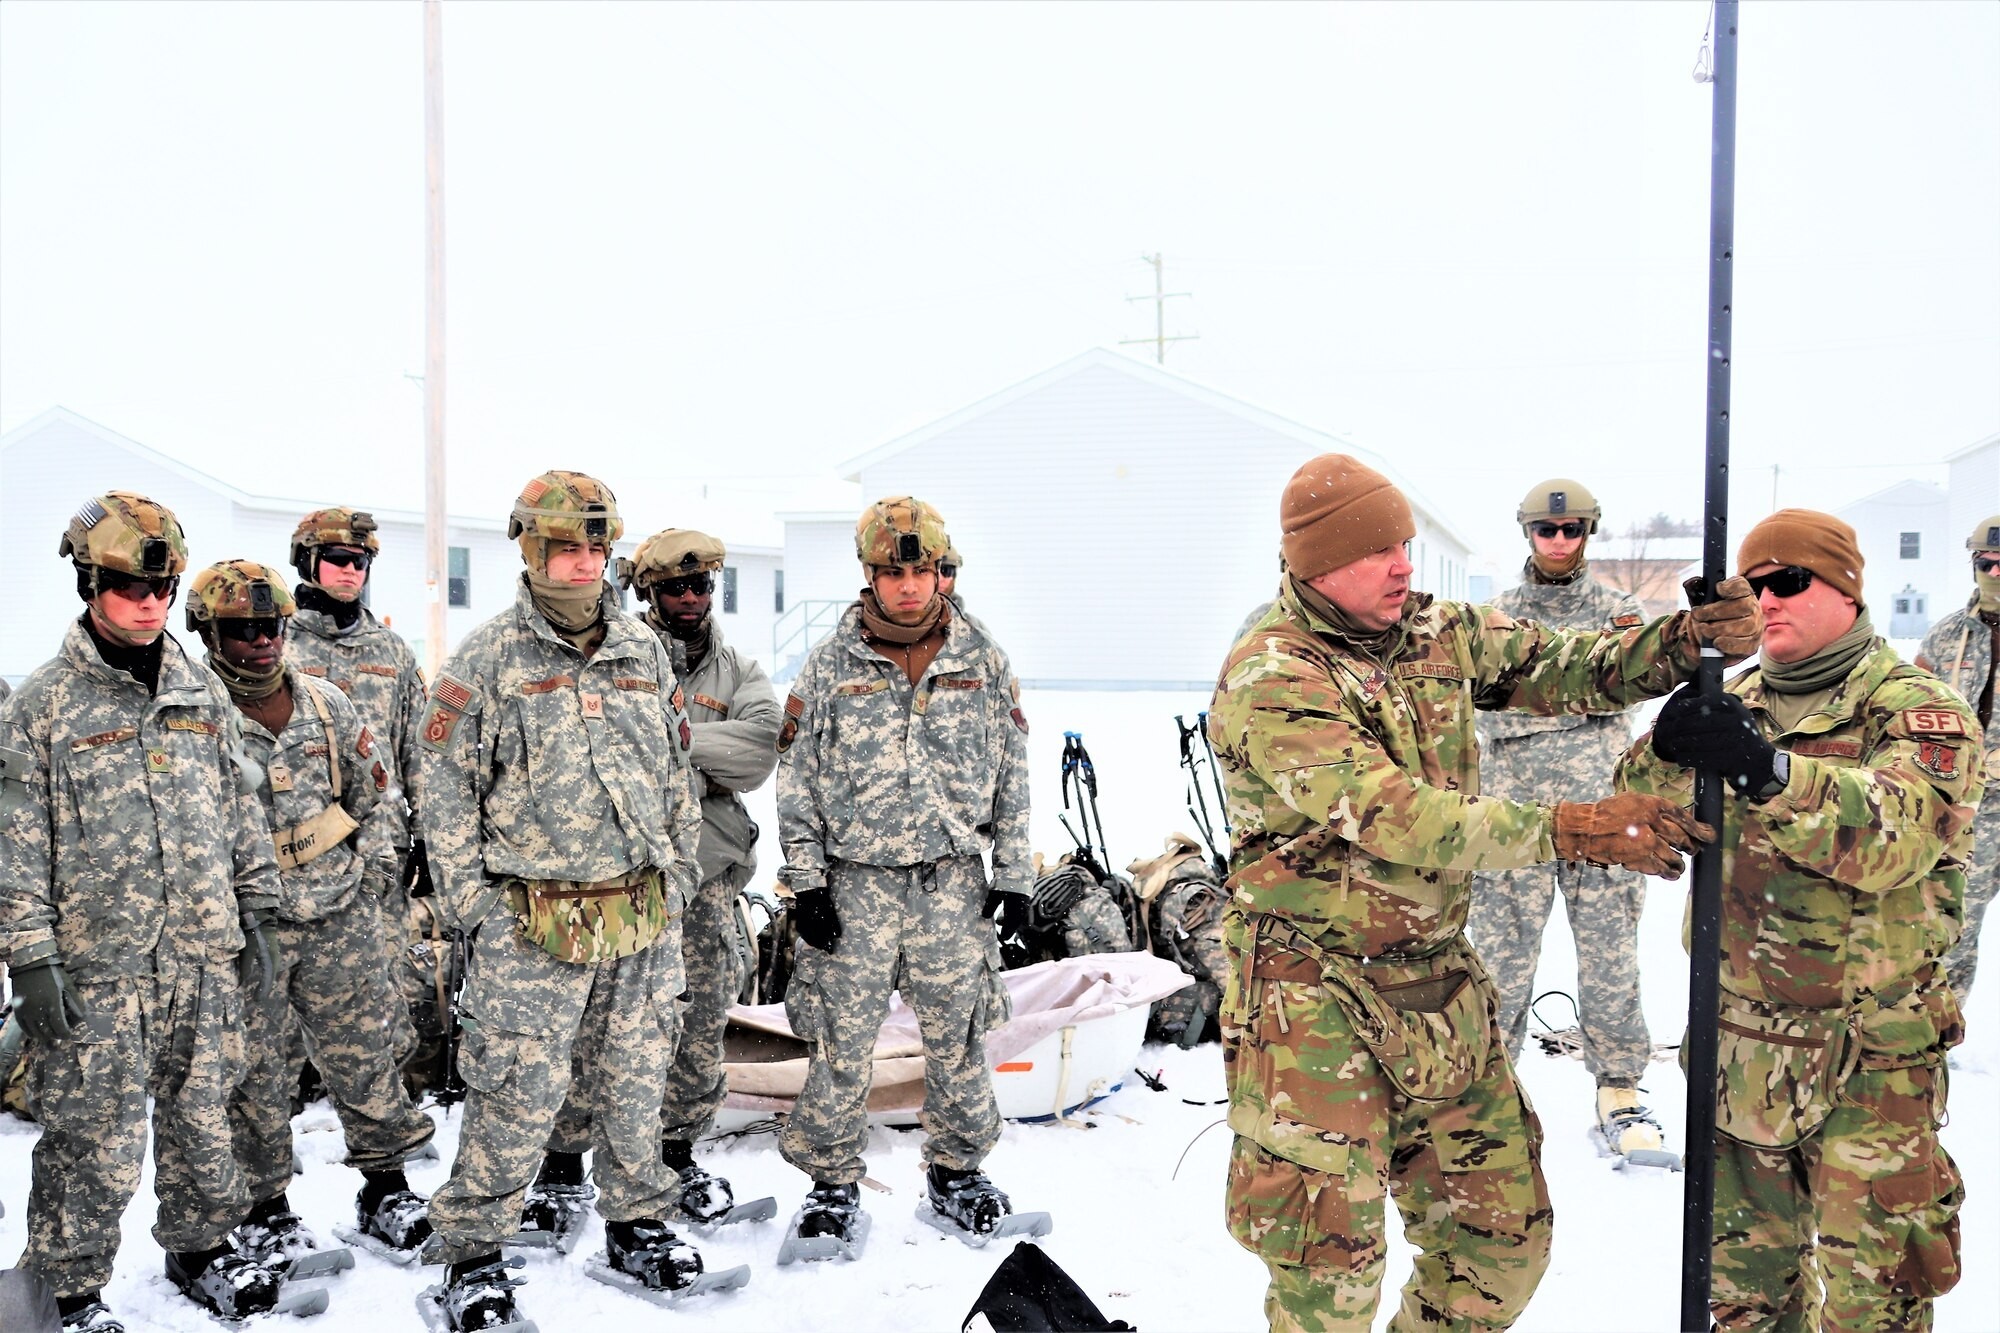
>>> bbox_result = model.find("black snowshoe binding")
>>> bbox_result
[509,1154,593,1254]
[168,1247,326,1321]
[663,1142,777,1229]
[59,1297,127,1332]
[416,1255,534,1333]
[334,1178,433,1265]
[233,1204,354,1280]
[918,1165,1052,1248]
[776,1182,870,1265]
[580,1218,750,1304]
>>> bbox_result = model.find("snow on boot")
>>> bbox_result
[417,1255,534,1333]
[663,1141,777,1228]
[59,1297,126,1332]
[510,1153,593,1253]
[584,1220,749,1305]
[776,1182,870,1265]
[918,1166,1052,1248]
[335,1173,433,1265]
[1594,1087,1682,1171]
[233,1200,354,1280]
[166,1247,285,1320]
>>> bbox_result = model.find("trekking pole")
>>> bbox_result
[1681,5,1738,1326]
[1197,712,1231,843]
[1176,714,1227,874]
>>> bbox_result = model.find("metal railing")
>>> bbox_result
[771,599,849,682]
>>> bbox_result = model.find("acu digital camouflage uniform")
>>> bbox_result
[1917,591,2000,1006]
[1209,579,1705,1332]
[226,663,436,1202]
[1469,563,1654,1084]
[1619,639,1976,1332]
[1128,835,1229,1046]
[0,622,281,1298]
[418,576,704,1264]
[776,599,1031,1186]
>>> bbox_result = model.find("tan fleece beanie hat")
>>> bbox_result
[1737,508,1865,606]
[1280,454,1417,579]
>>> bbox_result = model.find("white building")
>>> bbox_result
[777,349,1475,688]
[0,409,780,684]
[1835,478,1953,638]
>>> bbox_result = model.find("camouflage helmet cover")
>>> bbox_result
[186,558,298,633]
[290,507,381,579]
[856,496,948,568]
[940,541,963,573]
[619,527,727,591]
[510,470,623,555]
[1967,514,2000,554]
[59,491,189,577]
[1516,478,1602,535]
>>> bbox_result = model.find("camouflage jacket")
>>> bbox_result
[0,621,281,977]
[1208,580,1698,959]
[665,617,782,885]
[778,603,1031,894]
[416,581,703,928]
[288,604,427,847]
[239,669,398,923]
[1917,595,2000,786]
[1479,563,1645,744]
[1617,639,1980,1053]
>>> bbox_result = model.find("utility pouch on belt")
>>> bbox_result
[1704,991,1856,1149]
[273,681,361,869]
[504,867,670,964]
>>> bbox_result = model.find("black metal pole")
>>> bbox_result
[1682,4,1738,1328]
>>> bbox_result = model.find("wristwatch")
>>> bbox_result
[1757,751,1791,800]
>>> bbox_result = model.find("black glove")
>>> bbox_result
[1650,686,1783,798]
[402,840,435,899]
[238,908,280,1000]
[982,888,1008,920]
[11,957,90,1044]
[794,889,842,952]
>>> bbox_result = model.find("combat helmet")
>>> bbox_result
[855,496,948,568]
[1516,478,1602,535]
[618,528,726,597]
[186,559,297,635]
[60,491,189,598]
[939,542,963,578]
[508,471,623,571]
[1967,515,2000,554]
[290,508,381,582]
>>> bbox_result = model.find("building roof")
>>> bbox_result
[1836,477,1948,512]
[1944,432,2000,464]
[833,347,1476,553]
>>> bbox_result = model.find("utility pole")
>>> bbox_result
[1120,253,1197,364]
[422,0,448,679]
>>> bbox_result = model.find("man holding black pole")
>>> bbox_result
[1622,509,1975,1332]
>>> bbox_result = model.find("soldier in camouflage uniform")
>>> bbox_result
[187,561,439,1273]
[1625,509,1975,1333]
[415,472,710,1328]
[1467,480,1664,1159]
[0,494,292,1327]
[776,496,1033,1247]
[285,508,432,1080]
[1128,834,1229,1046]
[1913,512,2000,1010]
[1210,455,1759,1332]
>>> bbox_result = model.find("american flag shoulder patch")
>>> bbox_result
[434,675,474,712]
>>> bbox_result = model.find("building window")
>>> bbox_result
[774,569,785,614]
[1900,532,1921,559]
[722,566,739,614]
[1896,597,1911,614]
[448,546,471,608]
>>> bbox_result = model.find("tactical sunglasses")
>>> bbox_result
[1530,521,1587,540]
[318,547,372,570]
[217,618,284,643]
[658,573,714,598]
[1975,555,2000,576]
[98,570,180,603]
[1746,566,1815,599]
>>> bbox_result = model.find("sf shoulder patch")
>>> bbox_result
[1915,741,1962,782]
[1902,708,1968,737]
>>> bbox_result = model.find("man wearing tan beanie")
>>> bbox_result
[1625,508,1977,1332]
[1208,452,1761,1332]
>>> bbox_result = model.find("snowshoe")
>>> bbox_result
[332,1185,433,1266]
[775,1182,871,1265]
[507,1154,594,1253]
[1591,1087,1683,1172]
[673,1162,777,1229]
[415,1256,535,1333]
[167,1248,327,1320]
[580,1218,750,1304]
[232,1208,355,1281]
[916,1165,1052,1248]
[60,1298,126,1331]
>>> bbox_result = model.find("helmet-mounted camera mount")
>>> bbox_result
[895,531,923,564]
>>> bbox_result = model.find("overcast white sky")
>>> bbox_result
[3,0,1995,568]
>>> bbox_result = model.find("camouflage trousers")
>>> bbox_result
[282,885,421,1107]
[227,894,436,1204]
[779,856,1008,1186]
[1942,790,2000,1005]
[1711,1061,1961,1333]
[22,964,251,1297]
[425,900,686,1264]
[1470,734,1652,1085]
[548,862,754,1154]
[1224,937,1551,1331]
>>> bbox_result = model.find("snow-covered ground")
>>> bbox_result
[3,687,1995,1331]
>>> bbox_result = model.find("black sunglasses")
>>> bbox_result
[1746,566,1815,599]
[1530,521,1587,540]
[1975,555,2000,575]
[98,569,180,603]
[319,547,371,570]
[658,573,714,598]
[217,618,284,643]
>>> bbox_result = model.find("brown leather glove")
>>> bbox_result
[1552,793,1716,880]
[1679,574,1763,664]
